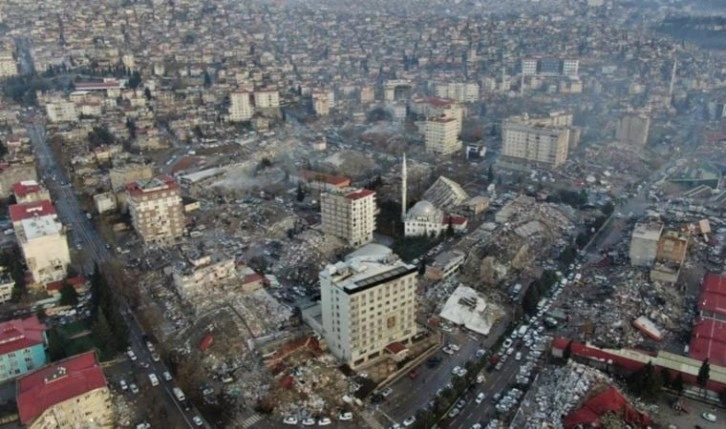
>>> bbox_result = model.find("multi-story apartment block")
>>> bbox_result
[615,114,651,147]
[320,246,418,368]
[126,175,185,246]
[0,316,47,383]
[425,117,462,155]
[321,188,377,247]
[312,92,330,116]
[501,116,571,168]
[253,89,280,109]
[521,58,579,77]
[17,351,113,429]
[0,267,15,303]
[172,255,236,297]
[12,180,50,204]
[434,82,479,103]
[45,101,78,123]
[629,221,663,267]
[0,50,18,78]
[360,86,375,104]
[521,58,539,76]
[229,91,254,121]
[562,59,580,77]
[10,201,70,284]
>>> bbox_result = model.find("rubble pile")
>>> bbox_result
[514,361,613,429]
[231,289,293,336]
[273,229,346,281]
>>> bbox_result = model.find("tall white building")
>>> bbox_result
[616,114,650,147]
[321,188,377,247]
[0,50,17,78]
[320,245,418,368]
[501,115,571,168]
[312,92,330,116]
[45,101,78,123]
[253,90,280,109]
[229,91,254,121]
[425,117,461,155]
[434,82,479,103]
[562,59,579,77]
[9,201,70,284]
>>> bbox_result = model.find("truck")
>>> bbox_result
[172,387,186,402]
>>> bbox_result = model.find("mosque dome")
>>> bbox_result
[408,200,438,219]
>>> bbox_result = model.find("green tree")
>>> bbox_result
[128,70,142,89]
[487,164,494,183]
[660,368,672,389]
[59,283,79,307]
[446,218,455,237]
[697,359,710,395]
[203,70,212,87]
[91,309,115,359]
[672,372,685,394]
[125,118,137,140]
[46,328,67,361]
[144,87,152,101]
[563,340,573,361]
[576,232,590,248]
[296,182,305,202]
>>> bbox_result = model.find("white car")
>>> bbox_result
[148,373,159,387]
[192,416,203,427]
[119,379,128,391]
[442,346,454,355]
[130,383,139,394]
[702,412,717,422]
[515,352,522,361]
[302,417,316,426]
[475,392,486,404]
[162,371,172,381]
[452,366,463,375]
[283,416,298,425]
[338,411,353,421]
[502,338,513,348]
[449,344,460,352]
[381,387,393,397]
[127,350,137,361]
[403,416,416,427]
[471,424,482,429]
[318,417,332,426]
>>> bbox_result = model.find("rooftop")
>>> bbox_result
[17,351,107,425]
[20,216,63,240]
[126,175,179,197]
[324,251,415,295]
[12,180,44,198]
[345,188,375,201]
[9,200,56,223]
[0,316,45,356]
[631,221,663,241]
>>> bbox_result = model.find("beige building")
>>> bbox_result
[0,50,17,78]
[501,116,571,168]
[312,92,330,116]
[126,176,185,246]
[320,245,418,368]
[616,114,650,147]
[360,86,375,104]
[45,101,78,123]
[172,255,236,297]
[321,188,377,247]
[434,82,479,103]
[425,117,462,155]
[10,201,70,284]
[108,163,154,192]
[229,91,254,121]
[629,221,663,267]
[253,89,280,109]
[17,351,113,429]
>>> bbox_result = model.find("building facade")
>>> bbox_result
[0,316,47,383]
[629,221,663,267]
[17,351,113,429]
[501,117,570,168]
[45,101,78,123]
[321,188,377,247]
[126,176,185,246]
[0,267,14,303]
[425,117,461,155]
[10,201,70,284]
[12,180,50,204]
[0,50,17,78]
[616,114,651,147]
[229,91,254,121]
[320,247,418,368]
[253,90,280,109]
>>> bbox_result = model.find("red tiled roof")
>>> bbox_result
[12,181,43,198]
[345,189,375,200]
[301,170,351,187]
[698,273,726,317]
[385,342,407,354]
[17,351,107,425]
[0,316,46,356]
[242,273,264,285]
[9,200,55,222]
[689,317,726,367]
[442,215,468,226]
[564,386,652,429]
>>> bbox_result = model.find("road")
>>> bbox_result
[26,122,204,429]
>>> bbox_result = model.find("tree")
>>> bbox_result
[697,359,710,395]
[46,328,67,361]
[128,70,142,89]
[660,368,672,389]
[446,218,455,237]
[296,182,305,202]
[487,164,494,183]
[59,283,79,307]
[144,87,152,101]
[672,372,685,394]
[563,340,573,361]
[0,142,7,158]
[576,232,590,248]
[203,70,212,87]
[90,309,115,360]
[125,118,137,140]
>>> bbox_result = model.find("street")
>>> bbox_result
[26,122,204,429]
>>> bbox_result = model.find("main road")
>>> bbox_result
[27,121,204,429]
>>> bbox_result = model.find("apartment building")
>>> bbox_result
[17,351,113,429]
[320,246,418,368]
[501,116,571,168]
[616,114,651,147]
[253,89,280,109]
[172,255,236,297]
[10,201,70,284]
[0,50,17,78]
[229,91,254,121]
[126,175,185,246]
[629,221,663,267]
[425,117,462,155]
[360,86,375,104]
[12,180,50,204]
[521,58,579,77]
[0,316,47,383]
[45,101,78,123]
[434,82,479,103]
[108,163,154,192]
[0,267,14,303]
[312,92,330,116]
[321,188,377,247]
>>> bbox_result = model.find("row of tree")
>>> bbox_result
[522,269,559,315]
[89,264,129,360]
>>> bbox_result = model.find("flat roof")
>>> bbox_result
[20,216,62,240]
[327,259,416,295]
[632,221,663,240]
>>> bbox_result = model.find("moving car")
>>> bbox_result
[119,379,128,391]
[515,352,522,361]
[148,373,159,387]
[130,383,139,394]
[475,392,486,404]
[162,371,172,381]
[127,350,137,361]
[192,416,203,427]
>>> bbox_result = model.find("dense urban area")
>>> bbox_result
[0,0,724,428]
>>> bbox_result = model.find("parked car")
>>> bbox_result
[381,387,393,398]
[317,417,332,426]
[119,380,128,391]
[403,416,416,427]
[448,408,460,418]
[192,416,203,427]
[127,350,137,361]
[283,416,298,425]
[475,392,486,404]
[162,371,172,381]
[130,383,139,394]
[338,411,353,421]
[502,338,513,348]
[702,412,717,422]
[302,417,315,426]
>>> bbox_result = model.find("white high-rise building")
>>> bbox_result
[312,92,330,116]
[562,59,579,77]
[320,245,418,368]
[321,188,377,247]
[45,101,78,123]
[0,50,18,78]
[501,115,572,168]
[229,91,253,121]
[9,201,70,284]
[425,117,461,155]
[434,82,479,103]
[253,90,280,109]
